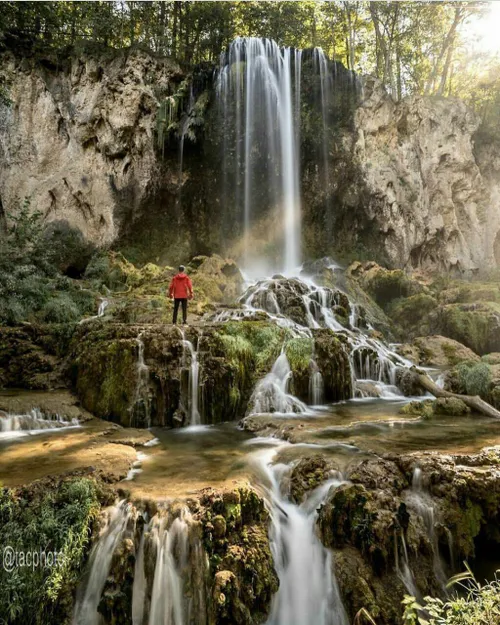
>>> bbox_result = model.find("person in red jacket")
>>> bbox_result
[169,265,193,325]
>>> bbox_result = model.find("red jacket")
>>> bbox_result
[169,273,193,299]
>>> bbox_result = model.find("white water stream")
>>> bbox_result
[254,447,349,625]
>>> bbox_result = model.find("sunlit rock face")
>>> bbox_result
[1,47,499,272]
[0,49,180,246]
[345,76,500,273]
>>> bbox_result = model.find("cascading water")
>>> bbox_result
[180,330,202,425]
[98,299,108,317]
[147,511,192,625]
[73,502,136,625]
[407,467,448,589]
[212,272,413,402]
[249,351,307,415]
[0,407,80,439]
[218,37,302,274]
[131,333,151,427]
[313,48,333,223]
[255,447,348,625]
[309,360,324,406]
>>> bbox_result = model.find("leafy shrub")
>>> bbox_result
[402,566,500,625]
[456,362,492,397]
[0,200,97,325]
[0,477,100,624]
[40,293,81,323]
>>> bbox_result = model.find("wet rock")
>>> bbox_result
[199,487,279,625]
[313,330,352,402]
[289,455,339,504]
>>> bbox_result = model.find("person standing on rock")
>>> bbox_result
[169,265,193,325]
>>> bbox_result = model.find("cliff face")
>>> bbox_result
[347,77,500,272]
[1,50,499,273]
[0,49,180,245]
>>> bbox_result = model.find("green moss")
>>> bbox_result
[389,293,438,330]
[285,337,313,374]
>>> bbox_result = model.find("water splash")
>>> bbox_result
[249,351,307,415]
[131,333,151,427]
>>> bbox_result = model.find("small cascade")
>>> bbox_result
[73,501,136,625]
[133,507,207,625]
[131,333,151,428]
[255,449,348,625]
[98,299,109,317]
[132,532,146,625]
[407,467,448,589]
[309,361,324,406]
[210,273,418,403]
[395,529,419,597]
[0,408,80,439]
[180,331,202,425]
[249,351,307,415]
[313,48,333,221]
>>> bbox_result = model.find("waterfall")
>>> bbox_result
[177,86,195,219]
[309,361,324,406]
[97,299,108,317]
[132,507,207,625]
[131,333,151,427]
[73,502,135,625]
[0,408,80,439]
[313,48,332,225]
[395,529,419,597]
[218,37,302,274]
[255,449,348,625]
[148,513,190,625]
[180,331,202,425]
[407,467,448,589]
[249,351,307,415]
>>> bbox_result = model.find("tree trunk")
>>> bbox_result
[410,367,500,419]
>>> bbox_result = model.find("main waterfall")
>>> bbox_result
[218,37,303,275]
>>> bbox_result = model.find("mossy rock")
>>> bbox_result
[433,397,470,416]
[388,293,438,334]
[348,261,424,310]
[429,303,500,355]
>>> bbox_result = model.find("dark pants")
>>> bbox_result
[173,298,188,324]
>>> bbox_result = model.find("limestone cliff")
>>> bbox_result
[1,49,499,273]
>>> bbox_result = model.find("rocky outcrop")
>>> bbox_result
[316,447,500,623]
[0,49,182,248]
[345,78,500,273]
[0,323,72,389]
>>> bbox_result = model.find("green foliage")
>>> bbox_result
[456,362,492,398]
[0,200,97,325]
[0,477,100,624]
[285,337,313,375]
[402,566,500,625]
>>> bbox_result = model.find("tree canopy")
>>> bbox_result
[1,1,499,126]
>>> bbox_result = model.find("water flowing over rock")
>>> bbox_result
[255,448,348,625]
[217,37,302,274]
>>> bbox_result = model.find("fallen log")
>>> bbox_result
[410,366,500,419]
